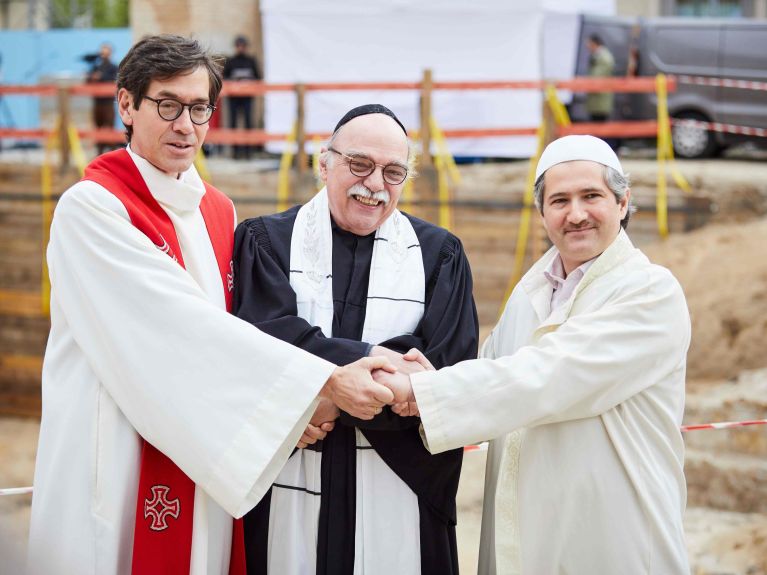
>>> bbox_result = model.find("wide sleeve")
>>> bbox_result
[342,233,479,430]
[413,268,691,453]
[233,218,370,365]
[48,184,336,517]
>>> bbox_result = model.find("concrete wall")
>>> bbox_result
[130,0,263,61]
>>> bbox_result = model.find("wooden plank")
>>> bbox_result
[0,291,47,318]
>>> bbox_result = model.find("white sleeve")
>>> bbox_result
[412,269,690,454]
[48,182,335,516]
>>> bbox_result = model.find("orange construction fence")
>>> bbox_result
[0,75,676,154]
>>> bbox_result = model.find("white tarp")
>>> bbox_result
[261,0,614,158]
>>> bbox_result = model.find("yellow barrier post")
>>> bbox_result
[277,122,298,212]
[312,136,323,191]
[429,117,461,231]
[194,148,212,182]
[499,84,566,315]
[655,74,693,239]
[655,74,670,239]
[401,129,419,213]
[40,121,61,316]
[66,123,87,176]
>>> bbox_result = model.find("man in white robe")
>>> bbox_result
[27,35,395,575]
[377,135,691,574]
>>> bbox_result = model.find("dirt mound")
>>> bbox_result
[643,217,767,382]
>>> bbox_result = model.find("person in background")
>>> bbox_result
[86,42,119,155]
[586,33,618,149]
[223,35,262,159]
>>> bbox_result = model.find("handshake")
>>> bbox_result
[296,347,431,448]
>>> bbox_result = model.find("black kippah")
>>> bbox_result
[333,104,407,135]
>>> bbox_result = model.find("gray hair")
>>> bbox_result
[320,123,418,181]
[533,164,636,229]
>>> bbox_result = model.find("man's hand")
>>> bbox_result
[297,421,335,449]
[402,348,435,371]
[373,369,415,405]
[369,345,427,375]
[321,356,396,420]
[374,348,432,417]
[311,397,340,426]
[297,398,341,449]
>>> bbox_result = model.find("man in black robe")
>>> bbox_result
[233,104,478,575]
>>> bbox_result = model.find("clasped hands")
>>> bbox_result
[297,347,432,448]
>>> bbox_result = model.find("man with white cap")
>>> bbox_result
[377,135,691,574]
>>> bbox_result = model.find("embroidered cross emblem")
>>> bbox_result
[227,260,234,292]
[156,236,178,263]
[144,485,180,531]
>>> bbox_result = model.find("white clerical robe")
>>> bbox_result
[412,229,690,574]
[27,148,335,575]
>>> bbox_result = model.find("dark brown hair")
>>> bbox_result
[116,34,223,141]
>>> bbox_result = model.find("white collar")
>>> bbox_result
[126,145,205,214]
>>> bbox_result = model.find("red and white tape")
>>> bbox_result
[681,419,767,432]
[671,118,767,138]
[677,75,767,92]
[0,486,32,496]
[461,419,767,453]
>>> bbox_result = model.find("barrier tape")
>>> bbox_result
[461,419,767,454]
[676,75,767,92]
[0,487,33,496]
[671,118,767,138]
[681,419,767,432]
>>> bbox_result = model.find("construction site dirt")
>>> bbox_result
[1,149,766,574]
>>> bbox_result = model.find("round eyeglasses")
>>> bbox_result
[328,148,408,185]
[143,96,215,125]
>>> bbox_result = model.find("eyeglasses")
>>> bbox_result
[143,96,215,125]
[328,148,408,185]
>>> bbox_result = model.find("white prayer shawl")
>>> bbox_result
[264,187,425,574]
[27,148,335,575]
[412,229,691,575]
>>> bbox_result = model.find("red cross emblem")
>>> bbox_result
[227,260,234,292]
[144,485,180,531]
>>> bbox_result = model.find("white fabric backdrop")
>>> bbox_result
[261,0,614,158]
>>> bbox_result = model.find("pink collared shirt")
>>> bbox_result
[544,255,596,313]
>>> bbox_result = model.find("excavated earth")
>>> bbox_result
[2,150,767,573]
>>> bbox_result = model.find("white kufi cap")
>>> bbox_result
[535,135,624,181]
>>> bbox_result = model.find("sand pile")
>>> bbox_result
[643,216,767,382]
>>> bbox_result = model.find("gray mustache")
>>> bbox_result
[347,184,390,205]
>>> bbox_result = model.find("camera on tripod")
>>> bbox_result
[81,53,101,64]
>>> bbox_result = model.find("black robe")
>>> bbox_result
[233,205,479,575]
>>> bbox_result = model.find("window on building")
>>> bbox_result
[674,0,744,17]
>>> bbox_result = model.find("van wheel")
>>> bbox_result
[671,111,719,159]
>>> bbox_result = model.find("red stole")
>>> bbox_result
[83,149,246,575]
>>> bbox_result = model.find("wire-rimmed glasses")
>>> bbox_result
[328,147,408,185]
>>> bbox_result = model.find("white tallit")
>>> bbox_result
[263,187,427,574]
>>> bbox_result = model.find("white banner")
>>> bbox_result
[261,0,614,158]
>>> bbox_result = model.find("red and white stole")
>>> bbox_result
[83,149,246,575]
